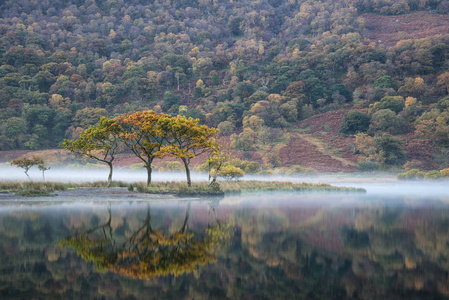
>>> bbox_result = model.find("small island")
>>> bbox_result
[0,179,365,198]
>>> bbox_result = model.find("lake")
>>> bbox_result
[0,180,448,299]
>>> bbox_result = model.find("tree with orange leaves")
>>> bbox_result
[115,110,171,186]
[160,115,219,187]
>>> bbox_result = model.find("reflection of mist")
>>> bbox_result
[344,181,449,198]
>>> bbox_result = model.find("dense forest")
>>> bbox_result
[1,0,449,170]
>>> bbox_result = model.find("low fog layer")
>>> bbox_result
[1,165,448,198]
[0,165,209,183]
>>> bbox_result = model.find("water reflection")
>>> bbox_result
[0,191,448,299]
[60,203,233,280]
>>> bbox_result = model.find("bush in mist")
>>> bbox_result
[285,165,316,175]
[397,169,426,180]
[424,170,442,179]
[441,168,449,177]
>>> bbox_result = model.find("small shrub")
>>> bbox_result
[127,184,134,192]
[158,161,183,172]
[217,165,245,181]
[441,168,449,177]
[228,159,261,173]
[424,170,442,180]
[403,160,425,171]
[258,170,274,176]
[357,160,380,171]
[194,162,209,173]
[285,165,316,175]
[397,169,425,180]
[136,183,147,193]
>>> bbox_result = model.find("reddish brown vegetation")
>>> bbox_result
[0,110,441,172]
[363,12,449,47]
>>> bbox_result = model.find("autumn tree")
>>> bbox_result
[206,142,232,189]
[11,156,44,180]
[115,111,170,186]
[160,115,219,187]
[61,117,122,186]
[38,163,50,180]
[355,133,406,167]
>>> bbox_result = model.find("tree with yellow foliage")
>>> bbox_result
[115,111,170,186]
[159,115,219,187]
[10,155,44,180]
[61,117,122,186]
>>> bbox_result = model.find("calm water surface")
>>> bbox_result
[1,182,449,299]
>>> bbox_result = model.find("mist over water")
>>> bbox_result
[0,165,209,183]
[1,165,449,299]
[1,164,448,200]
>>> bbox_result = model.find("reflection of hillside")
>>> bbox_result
[60,204,233,280]
[1,196,449,299]
[229,200,449,299]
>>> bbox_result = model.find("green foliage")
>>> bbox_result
[398,168,449,180]
[162,91,181,112]
[369,109,406,135]
[424,170,442,179]
[285,165,316,175]
[217,121,235,136]
[10,155,44,180]
[355,133,406,167]
[0,0,448,174]
[0,181,66,197]
[356,160,380,171]
[231,128,257,151]
[234,81,255,99]
[4,116,27,138]
[415,105,449,146]
[330,83,352,102]
[227,158,261,174]
[373,75,396,89]
[217,165,245,181]
[61,117,122,186]
[397,169,426,180]
[158,161,184,172]
[340,110,371,135]
[374,134,407,166]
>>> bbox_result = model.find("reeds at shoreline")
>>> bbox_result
[0,180,365,197]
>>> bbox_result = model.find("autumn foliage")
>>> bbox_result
[62,111,219,186]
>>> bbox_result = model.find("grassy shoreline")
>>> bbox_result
[0,180,365,197]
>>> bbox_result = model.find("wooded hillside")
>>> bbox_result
[1,0,449,170]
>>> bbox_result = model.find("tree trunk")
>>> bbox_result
[146,161,153,186]
[107,162,113,187]
[182,158,191,187]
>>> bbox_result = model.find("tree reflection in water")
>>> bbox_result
[60,203,233,280]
